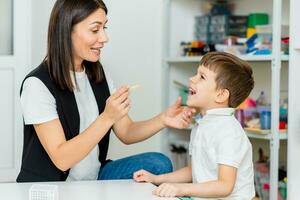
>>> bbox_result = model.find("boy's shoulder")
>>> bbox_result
[196,115,247,143]
[200,114,243,132]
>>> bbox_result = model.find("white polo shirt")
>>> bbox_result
[20,67,116,181]
[189,108,255,200]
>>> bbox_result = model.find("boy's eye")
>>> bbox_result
[92,29,99,33]
[104,26,108,29]
[200,75,205,80]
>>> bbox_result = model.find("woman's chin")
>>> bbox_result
[86,57,100,62]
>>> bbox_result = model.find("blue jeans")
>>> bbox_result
[98,152,173,180]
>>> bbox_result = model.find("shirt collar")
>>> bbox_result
[70,67,86,79]
[205,108,235,116]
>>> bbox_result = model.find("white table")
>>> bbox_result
[0,180,178,200]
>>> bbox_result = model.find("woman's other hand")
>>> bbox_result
[103,86,131,123]
[162,97,196,129]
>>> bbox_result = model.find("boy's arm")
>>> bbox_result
[134,165,192,185]
[152,164,237,198]
[176,164,237,198]
[155,165,193,184]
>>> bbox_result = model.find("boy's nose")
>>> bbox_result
[190,76,196,82]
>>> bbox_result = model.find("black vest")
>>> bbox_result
[16,62,111,182]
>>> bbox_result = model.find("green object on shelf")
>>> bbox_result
[279,181,287,198]
[248,13,269,28]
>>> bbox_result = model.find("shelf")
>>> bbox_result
[177,126,288,140]
[165,55,289,63]
[245,127,287,140]
[163,0,289,198]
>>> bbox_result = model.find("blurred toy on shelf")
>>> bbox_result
[236,97,259,128]
[245,23,290,55]
[254,148,270,200]
[235,90,288,132]
[256,91,268,106]
[170,142,190,170]
[279,96,288,129]
[179,40,215,56]
[194,15,210,43]
[245,33,272,55]
[228,15,248,37]
[247,13,269,37]
[279,179,287,200]
[209,0,232,16]
[281,37,289,55]
[178,4,289,58]
[253,148,287,200]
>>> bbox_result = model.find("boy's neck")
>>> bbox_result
[199,104,230,116]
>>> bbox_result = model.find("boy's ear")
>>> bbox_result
[215,88,230,104]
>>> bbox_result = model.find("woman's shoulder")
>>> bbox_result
[25,62,49,81]
[23,76,48,92]
[21,62,55,95]
[21,77,58,125]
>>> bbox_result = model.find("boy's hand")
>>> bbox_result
[162,97,196,129]
[133,169,158,184]
[153,183,184,198]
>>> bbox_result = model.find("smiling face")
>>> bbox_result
[187,65,217,110]
[187,65,230,112]
[71,8,108,68]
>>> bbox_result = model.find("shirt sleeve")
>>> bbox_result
[20,77,59,125]
[216,129,249,168]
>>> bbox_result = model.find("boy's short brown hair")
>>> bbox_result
[200,52,254,108]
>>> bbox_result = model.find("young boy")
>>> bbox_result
[134,52,255,199]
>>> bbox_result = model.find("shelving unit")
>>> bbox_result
[165,55,289,63]
[161,0,289,199]
[288,0,300,198]
[183,126,288,140]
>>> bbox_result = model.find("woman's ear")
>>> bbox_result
[215,88,230,104]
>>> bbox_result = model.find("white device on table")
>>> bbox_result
[29,184,58,200]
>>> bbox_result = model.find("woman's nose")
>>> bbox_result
[98,29,109,43]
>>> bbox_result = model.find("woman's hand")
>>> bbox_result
[153,183,184,198]
[103,86,131,123]
[162,97,196,129]
[133,169,158,185]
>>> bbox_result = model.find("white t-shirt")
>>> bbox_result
[20,67,116,181]
[189,108,255,200]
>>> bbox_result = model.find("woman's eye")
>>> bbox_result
[92,30,99,33]
[104,26,108,29]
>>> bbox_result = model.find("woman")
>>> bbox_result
[17,0,194,182]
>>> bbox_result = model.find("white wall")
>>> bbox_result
[0,0,13,55]
[102,0,164,159]
[30,0,165,160]
[31,0,56,68]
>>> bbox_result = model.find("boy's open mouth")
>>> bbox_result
[189,87,196,95]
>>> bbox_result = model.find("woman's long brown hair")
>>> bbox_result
[45,0,108,91]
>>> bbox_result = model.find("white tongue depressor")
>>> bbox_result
[130,84,140,91]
